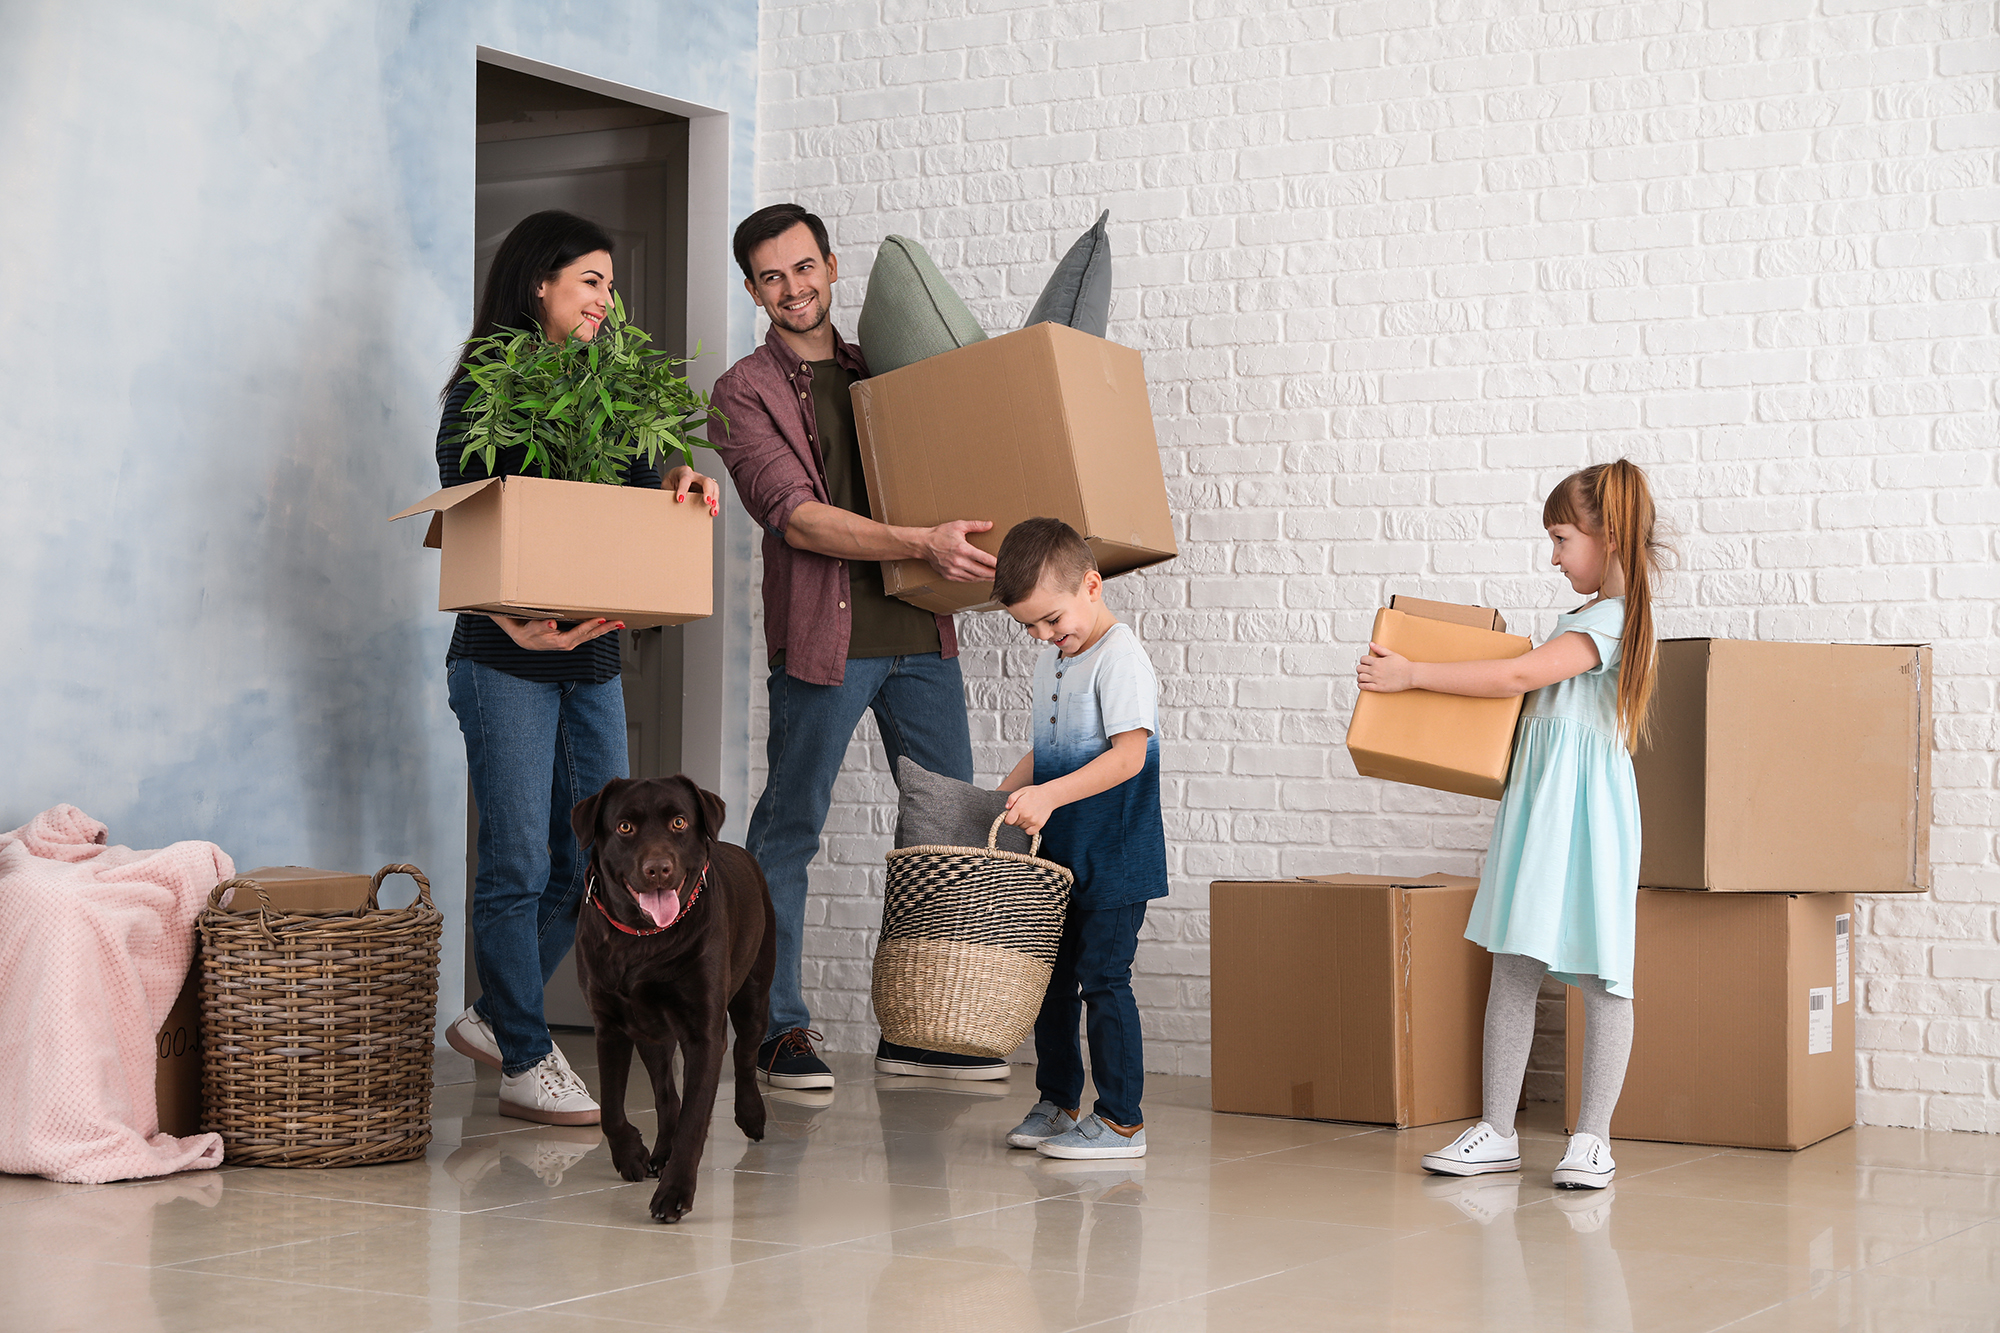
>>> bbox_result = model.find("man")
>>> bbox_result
[710,202,1010,1090]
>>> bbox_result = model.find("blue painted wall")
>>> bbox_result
[0,0,759,1026]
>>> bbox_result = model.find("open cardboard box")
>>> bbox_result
[1346,596,1533,800]
[851,322,1177,615]
[159,866,379,1136]
[1565,889,1855,1151]
[390,474,712,630]
[1211,871,1489,1128]
[1636,640,1932,893]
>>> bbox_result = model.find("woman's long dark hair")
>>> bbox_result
[441,209,616,399]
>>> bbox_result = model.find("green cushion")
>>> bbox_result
[1023,210,1111,337]
[856,235,988,377]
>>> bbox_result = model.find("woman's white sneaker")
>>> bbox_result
[1552,1132,1616,1189]
[498,1050,601,1126]
[1420,1121,1521,1176]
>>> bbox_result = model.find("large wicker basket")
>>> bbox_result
[873,816,1073,1059]
[196,864,442,1168]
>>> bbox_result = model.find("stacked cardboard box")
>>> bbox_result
[1567,640,1931,1151]
[1210,872,1488,1128]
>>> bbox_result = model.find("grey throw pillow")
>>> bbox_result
[893,756,1034,854]
[1023,210,1111,337]
[856,235,988,377]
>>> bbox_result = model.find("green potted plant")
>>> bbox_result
[453,292,723,483]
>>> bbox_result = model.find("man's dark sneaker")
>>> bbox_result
[874,1038,1011,1081]
[757,1028,835,1090]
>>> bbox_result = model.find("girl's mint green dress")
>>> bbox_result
[1464,597,1641,998]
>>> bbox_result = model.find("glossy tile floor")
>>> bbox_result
[8,1037,2000,1332]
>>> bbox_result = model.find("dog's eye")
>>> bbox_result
[671,816,688,832]
[616,821,636,836]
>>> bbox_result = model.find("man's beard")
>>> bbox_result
[770,292,828,335]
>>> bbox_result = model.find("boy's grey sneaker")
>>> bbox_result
[1035,1113,1146,1160]
[1005,1100,1079,1148]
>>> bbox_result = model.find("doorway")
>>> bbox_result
[464,59,692,1027]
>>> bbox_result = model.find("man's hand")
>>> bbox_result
[1355,642,1415,693]
[491,615,623,652]
[664,465,722,518]
[1002,784,1059,838]
[921,520,997,583]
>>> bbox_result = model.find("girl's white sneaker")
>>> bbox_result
[1552,1132,1616,1189]
[1420,1121,1521,1176]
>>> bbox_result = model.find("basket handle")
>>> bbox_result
[367,864,433,913]
[987,813,1041,860]
[203,876,278,944]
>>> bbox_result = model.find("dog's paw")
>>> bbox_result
[650,1182,693,1224]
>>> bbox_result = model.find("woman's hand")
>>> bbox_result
[1356,643,1416,693]
[490,615,624,651]
[665,465,722,517]
[1003,784,1059,837]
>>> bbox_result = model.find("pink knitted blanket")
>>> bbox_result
[0,805,229,1182]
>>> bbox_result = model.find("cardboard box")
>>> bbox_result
[227,865,377,913]
[1346,598,1534,800]
[154,964,202,1137]
[389,474,713,629]
[1636,640,1932,892]
[1211,872,1489,1128]
[1564,889,1855,1151]
[850,322,1177,615]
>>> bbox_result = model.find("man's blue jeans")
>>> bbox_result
[747,653,973,1040]
[447,657,627,1076]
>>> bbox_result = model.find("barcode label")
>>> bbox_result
[1835,914,1851,1005]
[1808,987,1834,1055]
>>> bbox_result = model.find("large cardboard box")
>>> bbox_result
[1636,640,1932,892]
[158,867,378,1134]
[1211,873,1489,1127]
[1564,889,1855,1151]
[1346,598,1534,800]
[850,322,1177,615]
[390,474,712,629]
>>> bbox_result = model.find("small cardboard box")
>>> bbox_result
[1211,872,1489,1128]
[850,322,1177,615]
[1346,597,1534,800]
[159,866,378,1134]
[1636,640,1932,892]
[1565,889,1855,1151]
[390,474,713,629]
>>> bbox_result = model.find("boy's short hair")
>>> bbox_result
[994,518,1097,607]
[733,204,831,282]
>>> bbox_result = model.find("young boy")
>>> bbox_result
[992,518,1167,1160]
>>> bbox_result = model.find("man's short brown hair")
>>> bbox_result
[993,517,1096,607]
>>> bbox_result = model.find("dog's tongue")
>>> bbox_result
[631,884,681,928]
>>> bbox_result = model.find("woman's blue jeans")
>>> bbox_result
[447,657,627,1076]
[747,653,974,1040]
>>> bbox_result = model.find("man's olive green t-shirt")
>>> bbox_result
[809,358,941,660]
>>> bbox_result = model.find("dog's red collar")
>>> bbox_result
[586,862,709,937]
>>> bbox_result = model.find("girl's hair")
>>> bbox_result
[442,210,616,399]
[1542,458,1663,750]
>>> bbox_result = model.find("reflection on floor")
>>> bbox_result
[6,1037,2000,1331]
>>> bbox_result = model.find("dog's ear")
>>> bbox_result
[571,779,620,850]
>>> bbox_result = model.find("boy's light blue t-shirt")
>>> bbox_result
[1030,621,1168,910]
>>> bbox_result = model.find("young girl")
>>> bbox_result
[1356,459,1662,1190]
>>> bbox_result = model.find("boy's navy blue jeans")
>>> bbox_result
[1033,901,1148,1127]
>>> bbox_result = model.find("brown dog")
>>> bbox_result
[570,775,776,1222]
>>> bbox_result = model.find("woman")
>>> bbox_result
[438,209,719,1125]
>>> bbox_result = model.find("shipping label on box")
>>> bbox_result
[390,473,714,629]
[850,322,1177,615]
[1635,640,1931,892]
[1346,600,1533,801]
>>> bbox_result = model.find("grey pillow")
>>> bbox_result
[856,235,988,377]
[893,756,1034,854]
[1023,210,1111,337]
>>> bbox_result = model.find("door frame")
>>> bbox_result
[474,46,751,829]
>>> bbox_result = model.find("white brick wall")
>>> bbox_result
[754,0,2000,1128]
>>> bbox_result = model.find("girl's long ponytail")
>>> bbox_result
[1544,458,1664,751]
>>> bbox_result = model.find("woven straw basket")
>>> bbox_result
[873,815,1073,1059]
[196,864,442,1168]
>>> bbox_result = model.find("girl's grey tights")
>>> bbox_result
[1481,951,1632,1142]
